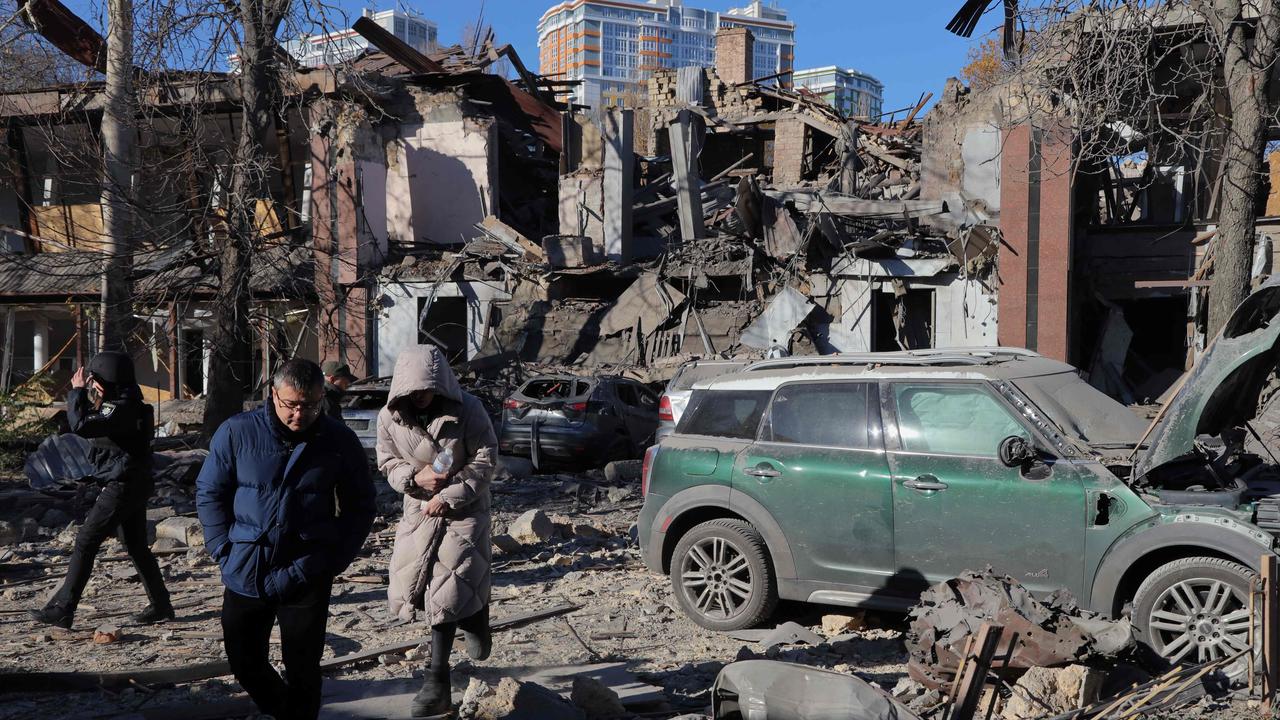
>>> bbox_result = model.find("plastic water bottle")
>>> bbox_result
[432,445,454,474]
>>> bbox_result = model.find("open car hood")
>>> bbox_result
[1134,277,1280,478]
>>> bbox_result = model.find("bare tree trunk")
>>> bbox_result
[99,0,135,353]
[202,0,287,435]
[1207,0,1280,335]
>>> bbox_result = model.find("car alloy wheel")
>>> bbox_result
[1145,578,1252,664]
[669,518,777,631]
[680,536,755,620]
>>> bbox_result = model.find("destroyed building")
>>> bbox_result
[923,5,1280,403]
[0,14,995,405]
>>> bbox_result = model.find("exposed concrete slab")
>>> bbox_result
[401,118,498,245]
[740,286,814,350]
[598,273,686,337]
[601,109,634,263]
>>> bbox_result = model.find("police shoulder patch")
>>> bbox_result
[98,403,117,417]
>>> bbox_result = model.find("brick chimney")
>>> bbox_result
[715,26,754,86]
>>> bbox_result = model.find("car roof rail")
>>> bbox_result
[741,347,1041,372]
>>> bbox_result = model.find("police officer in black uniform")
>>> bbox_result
[29,351,174,628]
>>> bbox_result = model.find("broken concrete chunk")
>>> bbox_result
[492,534,523,554]
[606,487,631,504]
[508,510,554,545]
[155,517,203,547]
[0,521,22,546]
[821,612,865,636]
[474,677,585,720]
[569,676,626,718]
[570,523,605,540]
[1001,665,1103,720]
[93,625,121,644]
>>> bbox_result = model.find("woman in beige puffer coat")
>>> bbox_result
[377,345,497,717]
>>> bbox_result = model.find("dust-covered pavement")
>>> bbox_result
[0,464,913,720]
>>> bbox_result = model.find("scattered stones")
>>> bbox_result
[570,676,626,718]
[821,612,865,636]
[0,520,22,545]
[570,523,605,540]
[492,533,523,554]
[39,508,71,528]
[1001,665,1103,720]
[548,554,575,568]
[507,510,554,545]
[93,625,121,644]
[151,537,185,552]
[606,487,631,504]
[155,517,203,547]
[467,677,585,720]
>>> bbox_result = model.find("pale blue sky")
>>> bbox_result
[62,0,993,114]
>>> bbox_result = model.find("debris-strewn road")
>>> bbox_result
[0,467,1265,720]
[0,468,911,719]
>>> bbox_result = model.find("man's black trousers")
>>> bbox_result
[49,478,169,613]
[221,580,334,720]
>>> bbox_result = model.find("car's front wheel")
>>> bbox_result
[1132,557,1255,666]
[669,518,778,631]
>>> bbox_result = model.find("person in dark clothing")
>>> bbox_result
[197,358,375,720]
[29,351,173,629]
[321,360,357,421]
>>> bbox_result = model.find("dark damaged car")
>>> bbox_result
[499,375,659,467]
[639,280,1280,668]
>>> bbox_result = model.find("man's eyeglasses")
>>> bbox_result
[275,396,323,413]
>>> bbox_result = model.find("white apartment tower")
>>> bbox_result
[538,0,795,109]
[282,8,438,67]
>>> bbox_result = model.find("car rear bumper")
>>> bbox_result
[638,492,668,575]
[498,423,621,464]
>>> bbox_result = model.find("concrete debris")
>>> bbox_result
[507,509,555,545]
[154,517,203,547]
[907,568,1134,688]
[569,676,626,718]
[470,677,586,720]
[821,613,866,636]
[739,286,815,351]
[1000,665,1104,720]
[92,625,121,644]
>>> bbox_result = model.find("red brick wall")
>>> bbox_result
[715,27,753,87]
[997,123,1075,361]
[999,125,1030,349]
[772,117,806,188]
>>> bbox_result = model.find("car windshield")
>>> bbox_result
[1013,371,1148,446]
[670,363,747,392]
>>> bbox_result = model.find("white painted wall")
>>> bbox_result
[824,272,998,352]
[376,280,511,375]
[395,120,497,246]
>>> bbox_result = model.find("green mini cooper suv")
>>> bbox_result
[639,280,1280,666]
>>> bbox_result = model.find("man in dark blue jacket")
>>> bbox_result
[30,351,172,628]
[196,358,375,720]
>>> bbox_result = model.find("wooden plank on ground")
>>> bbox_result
[319,602,580,670]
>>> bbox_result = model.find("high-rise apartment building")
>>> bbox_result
[281,8,437,68]
[793,66,884,120]
[538,0,795,109]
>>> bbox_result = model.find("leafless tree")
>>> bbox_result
[984,1,1280,335]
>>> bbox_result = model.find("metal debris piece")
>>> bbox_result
[759,621,825,649]
[906,568,1134,689]
[25,433,94,490]
[713,660,922,720]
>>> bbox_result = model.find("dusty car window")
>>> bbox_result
[678,390,771,439]
[894,384,1025,457]
[763,383,870,448]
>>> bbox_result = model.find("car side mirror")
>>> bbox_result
[998,435,1036,468]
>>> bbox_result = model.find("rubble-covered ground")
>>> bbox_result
[0,463,1269,720]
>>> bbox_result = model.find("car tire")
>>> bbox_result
[1131,556,1255,668]
[669,518,778,631]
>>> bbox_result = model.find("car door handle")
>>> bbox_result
[743,466,781,478]
[903,475,948,492]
